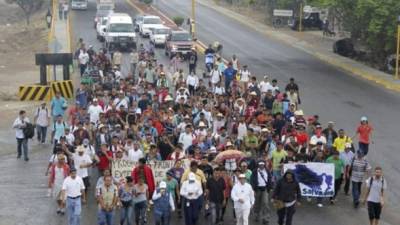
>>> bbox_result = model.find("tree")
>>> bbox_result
[5,0,44,25]
[143,0,153,5]
[172,16,184,27]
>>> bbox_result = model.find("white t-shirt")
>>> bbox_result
[178,132,195,152]
[88,105,103,124]
[237,123,247,140]
[310,135,327,145]
[78,52,89,65]
[240,70,251,82]
[214,86,225,95]
[210,70,221,84]
[259,81,272,93]
[35,107,50,127]
[128,149,144,163]
[73,153,92,178]
[113,97,129,109]
[62,176,85,198]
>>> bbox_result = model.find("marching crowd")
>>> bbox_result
[12,38,387,225]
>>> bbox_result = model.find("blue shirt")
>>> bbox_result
[53,122,67,142]
[51,97,67,117]
[223,67,236,81]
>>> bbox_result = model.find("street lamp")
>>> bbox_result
[191,0,196,37]
[46,8,52,29]
[395,15,400,79]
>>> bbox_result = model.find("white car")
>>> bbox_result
[139,15,164,37]
[104,13,137,51]
[96,17,109,41]
[71,0,88,10]
[149,26,170,47]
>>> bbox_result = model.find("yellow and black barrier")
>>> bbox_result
[51,80,74,99]
[18,85,53,101]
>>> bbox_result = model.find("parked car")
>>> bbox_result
[149,26,171,47]
[139,15,164,37]
[289,12,323,31]
[333,38,356,57]
[165,30,194,58]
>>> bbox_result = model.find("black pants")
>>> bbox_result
[189,64,196,74]
[359,142,369,155]
[367,201,382,220]
[188,85,195,96]
[277,205,296,225]
[332,175,343,198]
[344,175,351,195]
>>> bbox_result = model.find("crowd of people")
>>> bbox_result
[12,36,387,225]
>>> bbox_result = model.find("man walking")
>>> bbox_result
[180,173,203,225]
[206,167,226,225]
[78,48,89,77]
[231,173,254,225]
[97,175,118,225]
[34,102,50,144]
[12,110,30,161]
[250,160,271,224]
[326,151,345,203]
[61,167,86,225]
[272,170,301,225]
[152,181,175,225]
[349,150,371,208]
[362,167,386,225]
[188,48,198,74]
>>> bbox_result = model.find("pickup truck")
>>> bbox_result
[139,15,164,37]
[165,30,194,58]
[289,12,323,31]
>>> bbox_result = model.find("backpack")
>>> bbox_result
[23,122,35,139]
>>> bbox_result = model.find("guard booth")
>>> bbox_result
[18,53,74,101]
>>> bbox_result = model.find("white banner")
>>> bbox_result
[283,163,335,197]
[112,159,190,184]
[273,9,293,17]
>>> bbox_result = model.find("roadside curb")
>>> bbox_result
[195,0,400,93]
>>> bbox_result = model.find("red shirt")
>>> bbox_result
[296,132,309,145]
[97,151,113,171]
[357,124,373,144]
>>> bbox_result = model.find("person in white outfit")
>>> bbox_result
[231,173,255,225]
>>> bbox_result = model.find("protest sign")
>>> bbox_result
[283,163,335,197]
[112,159,190,183]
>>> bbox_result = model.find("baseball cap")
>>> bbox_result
[238,174,246,178]
[188,172,196,181]
[159,181,167,189]
[76,145,85,153]
[345,143,352,148]
[361,116,368,122]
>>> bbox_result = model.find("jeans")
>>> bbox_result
[131,63,137,76]
[273,170,282,182]
[16,138,28,160]
[67,197,82,225]
[79,64,87,76]
[358,142,369,155]
[134,201,147,225]
[234,207,250,225]
[352,181,362,204]
[154,211,171,225]
[98,209,114,225]
[224,79,232,92]
[183,198,200,225]
[254,189,270,222]
[209,202,222,225]
[189,64,196,74]
[120,205,133,225]
[36,125,47,143]
[277,205,296,225]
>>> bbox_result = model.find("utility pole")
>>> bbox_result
[299,2,303,32]
[191,0,196,37]
[395,15,400,79]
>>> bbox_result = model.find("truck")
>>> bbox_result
[104,13,137,51]
[165,30,194,58]
[94,0,115,28]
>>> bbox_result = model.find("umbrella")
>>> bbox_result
[214,150,245,163]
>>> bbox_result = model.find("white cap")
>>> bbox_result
[159,181,167,189]
[76,145,85,153]
[225,141,233,147]
[345,143,352,148]
[261,128,270,132]
[209,146,217,153]
[164,95,173,101]
[294,110,304,116]
[188,172,196,181]
[238,174,246,178]
[198,121,206,127]
[250,91,257,96]
[361,116,368,121]
[217,113,224,117]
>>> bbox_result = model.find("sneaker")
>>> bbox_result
[56,208,60,214]
[317,203,323,208]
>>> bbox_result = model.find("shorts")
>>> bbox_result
[83,176,90,189]
[367,201,382,220]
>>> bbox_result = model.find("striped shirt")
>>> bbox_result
[350,158,371,182]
